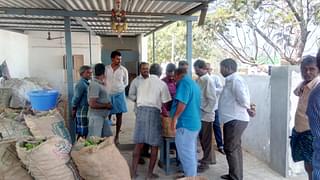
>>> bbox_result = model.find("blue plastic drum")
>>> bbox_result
[28,90,59,111]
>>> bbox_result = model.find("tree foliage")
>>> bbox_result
[208,0,320,65]
[147,0,320,65]
[147,22,225,66]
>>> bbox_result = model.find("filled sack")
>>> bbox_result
[0,143,33,180]
[0,117,32,144]
[0,78,52,108]
[16,136,76,180]
[71,137,130,180]
[162,116,175,137]
[0,88,12,108]
[24,110,71,142]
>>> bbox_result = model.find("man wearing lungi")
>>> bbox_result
[291,56,320,180]
[105,50,129,145]
[170,67,201,177]
[72,65,92,139]
[129,62,151,164]
[131,63,171,179]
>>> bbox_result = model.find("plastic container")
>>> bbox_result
[28,90,59,111]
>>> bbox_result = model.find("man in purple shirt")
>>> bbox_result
[162,63,176,116]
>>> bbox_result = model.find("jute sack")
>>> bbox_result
[177,176,208,180]
[24,110,71,142]
[0,143,33,180]
[0,88,12,108]
[1,78,52,109]
[71,137,130,180]
[0,117,32,144]
[16,136,75,180]
[162,116,175,137]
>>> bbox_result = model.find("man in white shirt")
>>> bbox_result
[207,63,225,154]
[128,62,150,163]
[128,62,150,106]
[131,63,171,179]
[219,58,255,180]
[105,50,129,145]
[194,60,217,173]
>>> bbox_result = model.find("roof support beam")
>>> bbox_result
[0,7,98,17]
[0,17,73,21]
[52,0,95,34]
[0,21,81,26]
[164,15,198,21]
[144,15,197,36]
[144,1,212,36]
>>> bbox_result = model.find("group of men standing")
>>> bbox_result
[128,58,255,180]
[71,50,256,180]
[72,50,128,144]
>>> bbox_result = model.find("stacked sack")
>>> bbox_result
[0,108,131,180]
[0,143,33,180]
[0,77,52,109]
[15,109,79,180]
[0,108,33,180]
[16,137,77,180]
[0,108,32,144]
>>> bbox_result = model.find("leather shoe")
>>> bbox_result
[220,174,231,179]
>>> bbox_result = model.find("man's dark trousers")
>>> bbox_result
[199,121,216,164]
[213,110,223,148]
[223,120,248,180]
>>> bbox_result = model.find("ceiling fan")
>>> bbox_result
[47,31,64,40]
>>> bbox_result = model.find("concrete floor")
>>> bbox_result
[112,100,307,180]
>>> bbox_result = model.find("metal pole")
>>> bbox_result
[64,16,75,143]
[89,31,92,65]
[152,32,156,63]
[186,20,192,75]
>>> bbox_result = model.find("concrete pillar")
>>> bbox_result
[270,65,302,177]
[186,20,192,75]
[64,16,75,143]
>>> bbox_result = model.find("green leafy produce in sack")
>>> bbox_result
[83,138,103,147]
[23,139,45,150]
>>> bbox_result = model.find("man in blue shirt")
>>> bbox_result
[72,65,92,139]
[306,50,320,180]
[171,68,201,177]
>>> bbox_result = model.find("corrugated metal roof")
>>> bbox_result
[0,0,209,36]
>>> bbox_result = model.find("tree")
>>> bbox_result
[147,21,226,65]
[207,0,320,65]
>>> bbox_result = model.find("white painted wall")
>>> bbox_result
[243,75,271,163]
[0,30,29,78]
[27,31,101,94]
